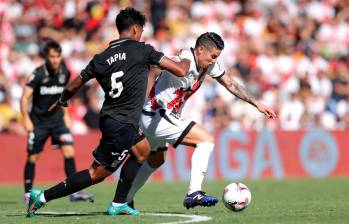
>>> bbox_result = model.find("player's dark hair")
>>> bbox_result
[115,7,146,33]
[195,32,225,50]
[43,40,62,57]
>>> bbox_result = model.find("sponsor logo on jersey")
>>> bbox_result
[40,86,64,95]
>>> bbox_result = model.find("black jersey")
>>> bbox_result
[80,38,164,129]
[26,63,70,126]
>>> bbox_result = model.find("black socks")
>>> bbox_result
[44,169,92,202]
[113,156,143,203]
[64,157,77,177]
[24,161,36,193]
[24,157,77,194]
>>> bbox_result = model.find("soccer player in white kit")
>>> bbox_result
[112,32,276,213]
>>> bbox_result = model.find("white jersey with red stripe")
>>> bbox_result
[144,48,225,115]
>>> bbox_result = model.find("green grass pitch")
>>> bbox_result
[1,178,349,224]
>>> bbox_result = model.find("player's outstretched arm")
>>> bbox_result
[48,76,84,111]
[217,74,276,119]
[158,57,190,77]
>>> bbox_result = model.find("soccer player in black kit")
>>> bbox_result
[26,7,189,217]
[21,40,93,205]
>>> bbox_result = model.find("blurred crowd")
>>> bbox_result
[1,0,349,135]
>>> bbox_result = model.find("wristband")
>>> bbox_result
[58,98,68,107]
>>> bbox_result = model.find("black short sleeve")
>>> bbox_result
[80,56,98,82]
[144,44,164,66]
[26,72,41,89]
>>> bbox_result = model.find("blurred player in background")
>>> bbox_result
[26,7,190,218]
[21,40,93,205]
[113,32,276,212]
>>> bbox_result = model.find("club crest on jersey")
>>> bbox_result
[188,71,196,79]
[59,74,66,84]
[42,77,49,84]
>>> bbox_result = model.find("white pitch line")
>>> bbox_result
[146,212,211,224]
[33,211,212,224]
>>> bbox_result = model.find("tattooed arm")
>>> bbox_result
[216,74,276,119]
[217,73,257,106]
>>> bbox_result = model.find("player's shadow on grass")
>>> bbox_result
[142,210,186,215]
[36,212,107,217]
[10,211,106,217]
[11,211,188,217]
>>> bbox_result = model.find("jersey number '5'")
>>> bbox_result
[109,71,124,98]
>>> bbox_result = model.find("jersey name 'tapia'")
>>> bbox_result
[106,53,126,65]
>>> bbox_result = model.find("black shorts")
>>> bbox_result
[133,130,146,145]
[93,116,137,172]
[27,122,73,155]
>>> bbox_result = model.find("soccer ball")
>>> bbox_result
[222,182,252,212]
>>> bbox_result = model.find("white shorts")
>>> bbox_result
[140,109,195,151]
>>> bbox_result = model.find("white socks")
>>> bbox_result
[39,193,46,203]
[112,202,126,206]
[126,160,156,202]
[125,142,214,199]
[188,142,214,195]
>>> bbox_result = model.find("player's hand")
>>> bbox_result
[48,101,60,112]
[24,118,34,132]
[48,99,67,112]
[255,102,277,119]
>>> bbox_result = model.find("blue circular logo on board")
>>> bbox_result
[300,130,338,178]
